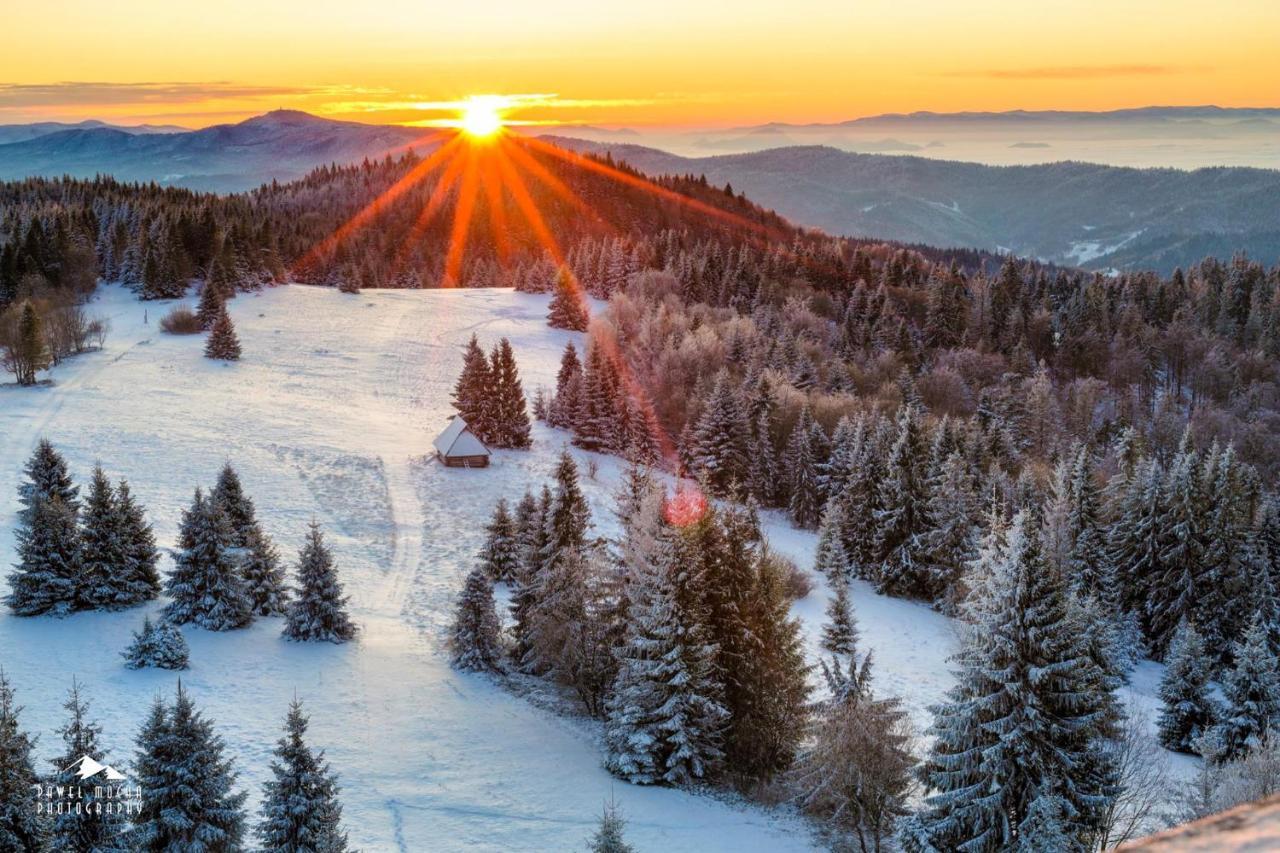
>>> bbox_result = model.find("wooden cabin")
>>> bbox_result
[433,416,491,468]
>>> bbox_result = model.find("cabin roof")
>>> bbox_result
[433,416,490,458]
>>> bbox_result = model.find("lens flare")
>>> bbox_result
[459,96,505,139]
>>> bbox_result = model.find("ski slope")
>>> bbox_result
[0,283,1188,850]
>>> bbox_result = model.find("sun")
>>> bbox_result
[459,96,505,139]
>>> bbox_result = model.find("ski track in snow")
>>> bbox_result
[0,284,1195,850]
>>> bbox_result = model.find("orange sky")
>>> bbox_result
[3,0,1278,128]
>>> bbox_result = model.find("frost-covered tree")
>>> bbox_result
[814,499,854,584]
[17,438,79,525]
[256,700,348,853]
[547,265,589,331]
[586,798,636,853]
[0,672,46,851]
[1157,619,1217,754]
[211,462,258,549]
[165,488,252,630]
[548,341,583,429]
[122,616,190,670]
[283,523,356,643]
[686,371,749,494]
[478,498,520,583]
[241,524,289,617]
[452,334,493,439]
[196,278,226,329]
[76,466,129,610]
[6,494,81,616]
[908,510,1118,852]
[821,578,859,658]
[573,343,620,452]
[604,492,727,785]
[204,305,242,360]
[1214,611,1280,761]
[130,683,247,851]
[47,680,129,851]
[920,450,977,604]
[487,338,532,449]
[873,405,934,599]
[785,407,822,530]
[450,567,503,673]
[114,479,162,605]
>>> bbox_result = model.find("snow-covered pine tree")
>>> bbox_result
[0,672,46,851]
[1150,436,1203,656]
[604,492,727,785]
[76,466,130,610]
[821,577,859,658]
[210,462,257,549]
[452,334,494,441]
[547,265,589,331]
[548,342,583,429]
[122,616,191,670]
[586,798,636,853]
[196,278,226,330]
[1158,619,1217,754]
[1108,455,1164,634]
[1214,610,1280,760]
[17,438,79,525]
[873,405,935,599]
[204,305,242,361]
[814,499,854,584]
[240,524,289,617]
[130,684,247,851]
[784,407,822,530]
[478,498,521,582]
[165,487,252,630]
[256,700,349,853]
[909,510,1118,851]
[283,522,357,643]
[573,343,621,452]
[920,449,977,605]
[686,371,749,494]
[488,338,532,449]
[450,567,503,673]
[114,479,161,606]
[47,680,129,851]
[5,495,81,616]
[1063,446,1114,600]
[510,486,552,663]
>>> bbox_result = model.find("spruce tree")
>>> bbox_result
[547,265,589,331]
[211,462,258,549]
[123,616,190,670]
[0,672,46,851]
[451,334,493,439]
[686,371,749,493]
[76,465,129,610]
[196,279,226,330]
[256,700,348,853]
[873,405,935,599]
[164,488,252,630]
[821,578,859,658]
[573,343,620,452]
[114,479,162,605]
[784,408,822,530]
[921,450,977,604]
[204,305,242,361]
[450,567,503,673]
[478,498,521,582]
[241,525,289,617]
[6,495,81,616]
[1157,619,1217,754]
[47,680,129,851]
[1214,610,1280,760]
[17,438,79,525]
[548,342,583,429]
[130,684,247,851]
[586,798,636,853]
[814,500,854,584]
[488,338,532,449]
[283,523,357,643]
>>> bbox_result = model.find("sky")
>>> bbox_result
[2,0,1278,128]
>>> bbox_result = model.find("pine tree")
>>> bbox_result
[573,343,620,452]
[910,511,1118,851]
[1214,610,1280,760]
[873,405,935,599]
[47,680,129,851]
[488,338,532,449]
[114,479,161,605]
[785,408,822,529]
[196,279,226,329]
[256,700,348,853]
[478,498,521,582]
[821,578,859,657]
[510,486,552,662]
[0,672,46,851]
[548,342,583,429]
[686,371,749,493]
[130,684,247,851]
[6,495,81,616]
[814,499,854,584]
[122,616,191,670]
[451,334,493,440]
[17,438,79,525]
[76,466,129,610]
[547,265,589,331]
[241,525,289,617]
[165,488,252,630]
[204,305,242,361]
[1157,619,1217,754]
[586,798,636,853]
[211,462,258,549]
[450,567,503,673]
[921,450,977,605]
[283,523,357,643]
[604,492,727,785]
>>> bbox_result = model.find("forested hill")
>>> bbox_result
[0,135,1005,307]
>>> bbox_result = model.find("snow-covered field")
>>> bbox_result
[0,284,1189,850]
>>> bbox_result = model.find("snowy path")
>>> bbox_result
[0,285,821,851]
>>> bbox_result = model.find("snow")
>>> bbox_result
[0,283,1193,850]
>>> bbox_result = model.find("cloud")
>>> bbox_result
[0,81,322,109]
[939,64,1197,80]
